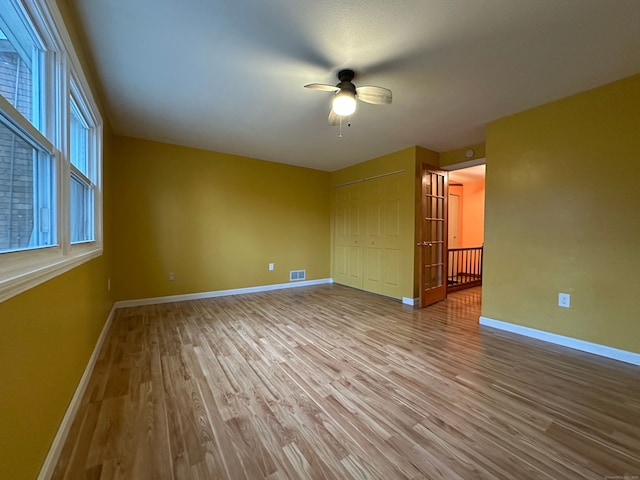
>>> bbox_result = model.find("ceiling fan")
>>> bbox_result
[304,69,392,126]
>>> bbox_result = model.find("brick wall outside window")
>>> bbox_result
[0,40,35,250]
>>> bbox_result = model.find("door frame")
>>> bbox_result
[440,157,487,296]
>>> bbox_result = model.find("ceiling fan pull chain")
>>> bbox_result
[339,116,343,138]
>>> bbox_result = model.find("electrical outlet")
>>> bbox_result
[558,292,571,308]
[169,272,175,281]
[269,263,274,271]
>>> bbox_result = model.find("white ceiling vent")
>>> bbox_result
[289,270,306,281]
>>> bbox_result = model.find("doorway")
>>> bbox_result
[418,161,486,307]
[445,163,486,293]
[448,193,460,248]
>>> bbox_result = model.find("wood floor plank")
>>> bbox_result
[52,285,640,479]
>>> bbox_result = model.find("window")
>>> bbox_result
[0,4,44,132]
[0,0,103,302]
[69,91,95,243]
[0,121,55,253]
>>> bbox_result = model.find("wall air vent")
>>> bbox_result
[289,270,306,281]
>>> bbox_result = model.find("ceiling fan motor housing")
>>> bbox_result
[336,69,356,93]
[337,69,355,82]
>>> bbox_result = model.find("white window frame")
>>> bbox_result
[68,77,100,245]
[0,0,103,303]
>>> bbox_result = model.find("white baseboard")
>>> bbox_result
[38,304,117,480]
[479,316,640,366]
[114,278,334,308]
[402,297,419,306]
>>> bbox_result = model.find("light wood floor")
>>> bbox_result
[53,285,640,479]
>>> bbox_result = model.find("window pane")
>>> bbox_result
[70,98,89,176]
[0,121,54,252]
[70,174,93,243]
[0,26,40,127]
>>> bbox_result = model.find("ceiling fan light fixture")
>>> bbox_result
[332,91,357,116]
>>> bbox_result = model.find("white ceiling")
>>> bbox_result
[71,0,640,172]
[449,165,485,185]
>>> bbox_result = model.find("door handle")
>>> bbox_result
[416,242,433,247]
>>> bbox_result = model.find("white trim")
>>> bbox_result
[402,297,419,306]
[0,247,102,303]
[115,278,335,308]
[0,94,53,150]
[479,316,640,366]
[38,304,116,480]
[440,157,486,171]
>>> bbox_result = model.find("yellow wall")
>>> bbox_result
[439,142,486,168]
[0,255,113,480]
[112,136,331,301]
[0,131,113,480]
[331,146,417,186]
[483,74,640,353]
[415,145,442,169]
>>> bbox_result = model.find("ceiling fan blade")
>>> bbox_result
[356,86,392,105]
[305,83,340,92]
[328,109,340,126]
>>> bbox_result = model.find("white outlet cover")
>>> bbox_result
[558,293,571,308]
[269,263,274,271]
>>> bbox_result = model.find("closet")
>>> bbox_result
[333,174,403,299]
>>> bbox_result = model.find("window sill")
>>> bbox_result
[0,245,103,303]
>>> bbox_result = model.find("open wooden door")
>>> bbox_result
[419,163,448,307]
